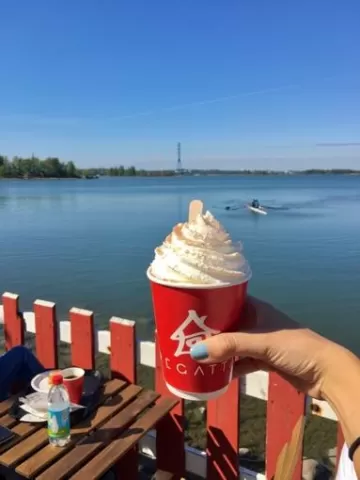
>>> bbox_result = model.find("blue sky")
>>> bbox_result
[0,1,359,169]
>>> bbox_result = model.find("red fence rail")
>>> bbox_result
[0,292,342,479]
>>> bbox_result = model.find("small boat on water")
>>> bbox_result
[246,204,268,215]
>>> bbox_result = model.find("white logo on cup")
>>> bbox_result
[170,310,220,357]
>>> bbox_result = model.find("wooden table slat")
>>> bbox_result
[92,378,128,398]
[155,469,181,480]
[0,396,17,416]
[70,397,178,480]
[16,384,143,478]
[7,421,40,437]
[0,414,19,429]
[0,422,43,457]
[0,378,127,468]
[36,390,160,480]
[71,385,140,436]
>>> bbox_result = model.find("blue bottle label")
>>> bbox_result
[47,407,70,438]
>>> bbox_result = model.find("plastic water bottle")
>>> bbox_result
[47,372,71,446]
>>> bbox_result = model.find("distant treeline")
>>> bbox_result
[301,169,359,175]
[79,167,360,177]
[0,155,176,179]
[1,154,359,179]
[0,155,78,178]
[188,168,360,175]
[86,166,175,177]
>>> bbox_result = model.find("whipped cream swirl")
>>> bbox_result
[149,210,251,285]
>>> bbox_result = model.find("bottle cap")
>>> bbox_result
[50,373,63,385]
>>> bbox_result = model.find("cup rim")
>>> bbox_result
[147,266,251,289]
[61,367,85,381]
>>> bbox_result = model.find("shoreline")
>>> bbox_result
[1,172,360,181]
[0,177,81,181]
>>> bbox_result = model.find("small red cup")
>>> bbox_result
[147,268,251,400]
[62,367,85,404]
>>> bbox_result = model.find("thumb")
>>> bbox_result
[190,331,269,364]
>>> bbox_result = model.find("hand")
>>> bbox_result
[190,296,342,399]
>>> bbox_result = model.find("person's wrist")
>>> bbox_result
[320,343,359,401]
[322,344,357,397]
[318,342,360,446]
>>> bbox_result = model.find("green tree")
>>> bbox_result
[42,157,63,177]
[66,161,77,178]
[0,154,80,178]
[11,156,25,177]
[126,166,136,176]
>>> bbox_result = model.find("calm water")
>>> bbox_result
[1,176,359,352]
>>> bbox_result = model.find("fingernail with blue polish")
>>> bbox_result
[190,344,209,360]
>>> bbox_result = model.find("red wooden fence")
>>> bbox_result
[34,300,58,370]
[110,317,138,479]
[1,292,341,479]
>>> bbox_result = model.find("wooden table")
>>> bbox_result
[0,379,178,479]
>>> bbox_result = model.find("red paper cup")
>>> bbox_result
[147,268,251,401]
[62,367,85,404]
